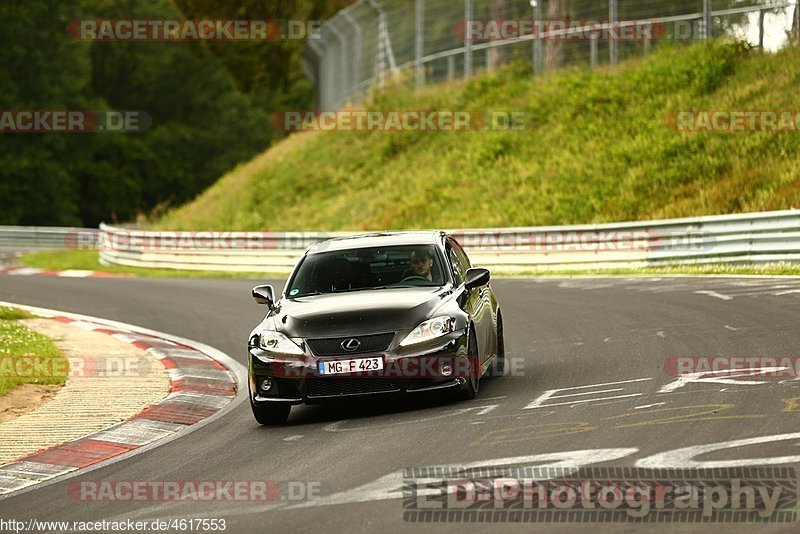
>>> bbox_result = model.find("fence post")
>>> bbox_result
[533,0,543,74]
[590,34,599,67]
[415,0,425,87]
[342,11,362,100]
[306,39,323,109]
[609,0,618,65]
[327,23,347,108]
[447,55,455,80]
[464,0,473,78]
[703,0,712,40]
[795,0,800,40]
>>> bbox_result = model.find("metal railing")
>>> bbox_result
[88,210,800,274]
[0,226,81,251]
[305,0,799,110]
[5,210,800,274]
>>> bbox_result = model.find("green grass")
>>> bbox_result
[505,263,800,277]
[0,307,34,321]
[19,250,286,279]
[0,307,68,396]
[158,40,800,232]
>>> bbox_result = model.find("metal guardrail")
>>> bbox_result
[90,210,800,274]
[4,210,800,274]
[0,226,81,251]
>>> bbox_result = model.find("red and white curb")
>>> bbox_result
[0,266,130,278]
[0,301,246,499]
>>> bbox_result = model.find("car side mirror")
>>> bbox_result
[465,268,490,290]
[252,285,275,308]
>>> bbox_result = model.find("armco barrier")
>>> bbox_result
[92,210,800,274]
[4,210,800,274]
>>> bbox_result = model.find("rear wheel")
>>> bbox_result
[251,400,291,425]
[458,331,480,400]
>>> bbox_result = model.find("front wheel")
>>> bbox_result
[487,314,505,378]
[458,332,480,400]
[251,401,291,425]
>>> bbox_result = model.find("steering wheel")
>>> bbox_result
[399,276,429,283]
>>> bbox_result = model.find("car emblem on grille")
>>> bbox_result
[341,338,361,352]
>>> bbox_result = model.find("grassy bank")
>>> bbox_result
[0,307,68,396]
[159,41,800,232]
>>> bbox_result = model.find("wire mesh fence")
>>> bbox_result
[304,0,799,110]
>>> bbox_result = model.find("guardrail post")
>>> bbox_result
[609,0,618,65]
[447,55,455,80]
[415,0,424,87]
[590,34,599,67]
[702,0,712,40]
[464,0,473,78]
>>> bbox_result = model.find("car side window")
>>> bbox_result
[451,239,472,270]
[447,243,466,286]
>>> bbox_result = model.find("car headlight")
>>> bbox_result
[257,331,304,355]
[399,316,456,347]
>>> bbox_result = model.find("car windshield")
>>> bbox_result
[286,245,445,297]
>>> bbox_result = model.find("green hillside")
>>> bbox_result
[159,41,800,231]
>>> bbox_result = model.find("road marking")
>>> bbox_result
[6,268,43,276]
[523,378,652,409]
[481,396,507,401]
[56,270,94,278]
[774,289,800,296]
[694,290,733,301]
[636,432,800,468]
[283,435,304,442]
[603,404,762,430]
[723,325,738,331]
[658,367,788,393]
[634,402,666,409]
[656,331,666,338]
[284,448,639,509]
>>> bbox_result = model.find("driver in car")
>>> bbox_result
[408,248,434,281]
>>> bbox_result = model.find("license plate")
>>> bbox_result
[318,357,383,375]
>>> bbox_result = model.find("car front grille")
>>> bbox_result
[306,377,400,397]
[306,333,394,356]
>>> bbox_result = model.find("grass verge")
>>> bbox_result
[0,307,68,397]
[19,250,287,279]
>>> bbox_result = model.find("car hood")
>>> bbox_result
[273,287,450,338]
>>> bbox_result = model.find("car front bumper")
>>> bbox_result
[248,330,469,405]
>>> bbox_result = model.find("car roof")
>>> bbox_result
[306,231,447,254]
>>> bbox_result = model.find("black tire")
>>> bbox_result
[487,314,505,378]
[458,331,480,400]
[251,401,291,425]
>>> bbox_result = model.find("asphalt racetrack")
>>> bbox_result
[1,274,799,532]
